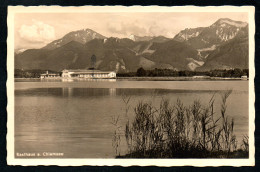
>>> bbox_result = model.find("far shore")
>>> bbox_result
[116,76,248,81]
[14,76,248,81]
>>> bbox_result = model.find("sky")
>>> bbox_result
[14,12,248,49]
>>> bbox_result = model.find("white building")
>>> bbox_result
[241,75,248,80]
[61,69,116,79]
[40,71,60,79]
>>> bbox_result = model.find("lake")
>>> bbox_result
[15,79,249,158]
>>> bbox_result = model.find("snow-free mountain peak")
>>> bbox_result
[42,28,107,50]
[212,18,248,28]
[173,18,248,60]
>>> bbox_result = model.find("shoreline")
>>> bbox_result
[14,76,248,81]
[116,76,248,81]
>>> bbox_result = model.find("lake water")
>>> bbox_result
[15,80,249,158]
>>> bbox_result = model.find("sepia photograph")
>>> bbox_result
[7,6,255,166]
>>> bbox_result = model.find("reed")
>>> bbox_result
[114,90,249,158]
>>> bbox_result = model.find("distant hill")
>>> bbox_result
[142,40,201,70]
[197,27,249,71]
[173,27,205,42]
[174,18,248,59]
[15,18,249,72]
[15,37,200,72]
[15,41,86,71]
[129,34,171,43]
[42,28,106,50]
[15,48,51,70]
[150,36,172,43]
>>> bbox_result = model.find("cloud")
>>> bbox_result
[18,20,56,43]
[107,22,125,35]
[148,23,167,36]
[107,21,147,37]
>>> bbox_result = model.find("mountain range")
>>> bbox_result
[15,18,249,72]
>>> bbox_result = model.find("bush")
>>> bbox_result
[136,67,147,77]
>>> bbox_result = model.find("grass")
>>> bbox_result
[112,90,249,158]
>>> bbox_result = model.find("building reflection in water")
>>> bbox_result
[62,87,74,97]
[109,88,116,96]
[62,87,117,97]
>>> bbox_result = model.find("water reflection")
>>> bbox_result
[15,78,117,83]
[109,88,116,96]
[16,87,226,98]
[62,87,74,97]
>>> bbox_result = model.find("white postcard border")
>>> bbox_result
[7,5,255,166]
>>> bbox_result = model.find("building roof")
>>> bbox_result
[40,73,60,76]
[62,69,116,73]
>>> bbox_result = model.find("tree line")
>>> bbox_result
[15,69,60,78]
[117,67,249,78]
